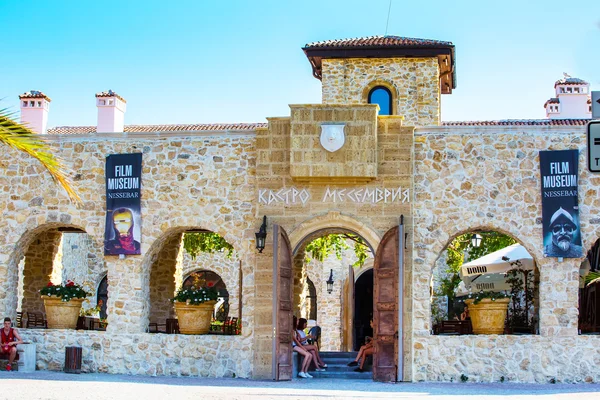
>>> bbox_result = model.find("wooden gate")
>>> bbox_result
[271,224,293,380]
[373,224,404,382]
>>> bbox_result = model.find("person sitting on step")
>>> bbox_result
[1,317,23,371]
[296,318,327,370]
[347,319,374,372]
[292,316,313,379]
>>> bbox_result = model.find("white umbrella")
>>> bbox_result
[460,244,534,278]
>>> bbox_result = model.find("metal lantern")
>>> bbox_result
[255,216,267,253]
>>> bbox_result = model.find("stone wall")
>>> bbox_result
[412,125,599,382]
[21,230,62,315]
[254,114,414,378]
[0,131,257,377]
[21,328,252,378]
[179,245,242,320]
[149,233,181,324]
[321,58,440,126]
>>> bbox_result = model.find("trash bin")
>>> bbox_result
[64,346,82,374]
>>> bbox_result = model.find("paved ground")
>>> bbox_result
[1,371,600,400]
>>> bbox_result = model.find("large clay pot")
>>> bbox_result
[173,301,216,334]
[42,296,85,329]
[465,298,510,334]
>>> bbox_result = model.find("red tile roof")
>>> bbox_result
[47,123,267,135]
[304,35,454,49]
[554,76,588,87]
[543,98,560,108]
[19,90,51,101]
[442,119,590,127]
[302,35,456,94]
[96,90,126,103]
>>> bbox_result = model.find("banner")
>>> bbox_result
[104,153,142,255]
[540,149,582,258]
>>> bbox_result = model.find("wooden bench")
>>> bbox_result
[439,320,472,335]
[26,312,47,329]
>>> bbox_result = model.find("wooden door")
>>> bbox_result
[271,224,293,381]
[342,264,355,351]
[373,225,403,382]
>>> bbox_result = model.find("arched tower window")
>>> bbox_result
[368,86,393,116]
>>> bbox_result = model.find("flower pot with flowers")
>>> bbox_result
[465,291,510,334]
[172,282,218,334]
[40,280,90,329]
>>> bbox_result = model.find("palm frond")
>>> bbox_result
[0,107,81,204]
[585,271,600,286]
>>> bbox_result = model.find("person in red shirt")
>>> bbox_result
[1,317,23,371]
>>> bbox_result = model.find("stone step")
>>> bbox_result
[319,351,357,358]
[305,370,372,379]
[309,364,371,372]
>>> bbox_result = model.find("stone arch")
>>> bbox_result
[429,225,540,277]
[288,213,379,351]
[4,219,102,320]
[429,226,540,335]
[289,212,381,255]
[142,225,242,331]
[361,79,398,115]
[182,269,231,322]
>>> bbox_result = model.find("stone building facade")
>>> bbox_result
[1,35,597,383]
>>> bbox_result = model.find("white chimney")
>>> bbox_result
[96,90,126,133]
[19,90,51,134]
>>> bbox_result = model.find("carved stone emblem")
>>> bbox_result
[320,123,346,153]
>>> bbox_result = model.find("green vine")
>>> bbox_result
[304,234,370,268]
[183,232,234,259]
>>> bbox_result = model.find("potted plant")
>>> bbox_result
[465,291,510,334]
[40,280,89,329]
[172,282,218,334]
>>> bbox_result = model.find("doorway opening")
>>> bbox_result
[353,269,373,350]
[292,228,374,352]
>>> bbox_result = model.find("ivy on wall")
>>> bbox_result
[304,233,370,268]
[183,232,234,259]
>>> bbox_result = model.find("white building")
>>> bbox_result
[544,74,592,119]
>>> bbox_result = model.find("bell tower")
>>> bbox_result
[303,36,456,126]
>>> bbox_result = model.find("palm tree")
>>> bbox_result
[0,107,80,203]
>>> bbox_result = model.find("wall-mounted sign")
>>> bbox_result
[539,149,582,258]
[320,123,346,152]
[104,153,142,255]
[587,121,600,172]
[258,186,410,205]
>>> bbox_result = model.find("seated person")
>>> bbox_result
[347,319,374,372]
[460,306,470,321]
[1,317,23,371]
[291,316,313,379]
[296,318,327,370]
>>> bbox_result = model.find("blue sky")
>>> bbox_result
[1,0,599,127]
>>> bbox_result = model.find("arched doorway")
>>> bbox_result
[291,227,375,352]
[353,269,373,350]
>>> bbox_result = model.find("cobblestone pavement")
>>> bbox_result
[1,372,600,400]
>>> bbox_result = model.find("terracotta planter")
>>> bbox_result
[465,298,510,334]
[42,296,85,329]
[173,301,216,334]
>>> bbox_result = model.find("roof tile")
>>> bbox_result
[47,123,268,135]
[304,35,453,49]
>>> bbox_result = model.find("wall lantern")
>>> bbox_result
[326,269,334,294]
[471,233,483,248]
[255,215,267,253]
